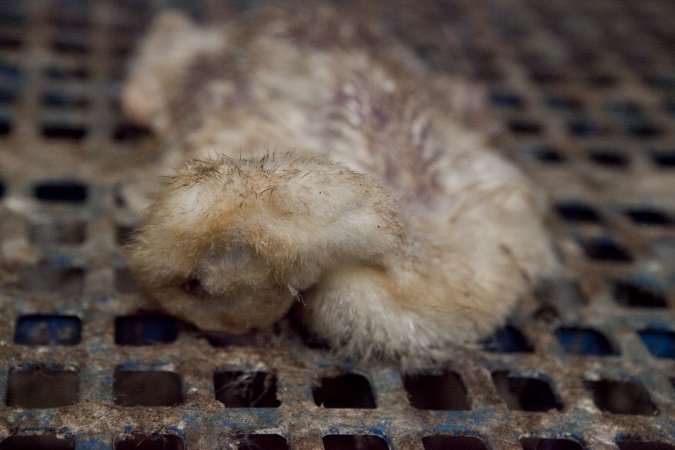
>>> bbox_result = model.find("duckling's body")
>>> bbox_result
[123,4,557,368]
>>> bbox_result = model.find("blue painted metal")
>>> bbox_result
[638,330,675,359]
[14,314,82,345]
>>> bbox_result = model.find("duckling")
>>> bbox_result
[123,4,558,368]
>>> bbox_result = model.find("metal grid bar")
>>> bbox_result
[0,0,673,449]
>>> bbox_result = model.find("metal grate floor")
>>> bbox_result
[0,0,673,449]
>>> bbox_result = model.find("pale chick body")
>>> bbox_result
[123,4,558,369]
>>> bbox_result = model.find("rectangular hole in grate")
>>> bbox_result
[509,119,543,134]
[114,370,183,406]
[0,115,12,135]
[41,91,90,109]
[403,371,469,410]
[521,438,584,450]
[422,435,489,450]
[647,149,675,168]
[50,16,90,31]
[14,314,81,345]
[528,145,566,164]
[20,262,85,296]
[579,236,633,262]
[640,68,668,87]
[40,123,88,140]
[237,435,289,450]
[555,201,603,223]
[115,435,184,450]
[322,435,389,450]
[489,90,524,108]
[109,22,148,38]
[312,372,376,409]
[624,208,673,226]
[0,181,5,198]
[544,94,583,111]
[114,314,178,345]
[617,441,675,450]
[637,329,675,359]
[34,181,88,203]
[604,102,655,137]
[0,435,75,450]
[625,122,663,139]
[112,122,153,142]
[7,368,79,408]
[49,3,90,19]
[587,148,630,168]
[43,66,90,81]
[530,69,564,84]
[605,100,642,115]
[51,39,90,55]
[0,62,22,88]
[29,221,86,245]
[584,379,657,415]
[587,73,618,87]
[613,280,667,308]
[568,117,607,137]
[51,22,90,34]
[474,64,501,81]
[491,371,562,412]
[481,325,533,353]
[0,88,17,104]
[666,99,675,115]
[555,327,618,356]
[213,371,280,408]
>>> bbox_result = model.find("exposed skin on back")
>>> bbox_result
[123,4,558,368]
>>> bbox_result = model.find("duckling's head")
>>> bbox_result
[128,153,403,333]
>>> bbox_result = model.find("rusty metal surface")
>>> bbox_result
[0,0,673,449]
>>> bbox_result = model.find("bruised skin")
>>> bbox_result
[124,4,558,367]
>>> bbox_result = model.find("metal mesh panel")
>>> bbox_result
[0,0,673,449]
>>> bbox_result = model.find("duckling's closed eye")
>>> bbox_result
[177,243,256,299]
[181,276,209,298]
